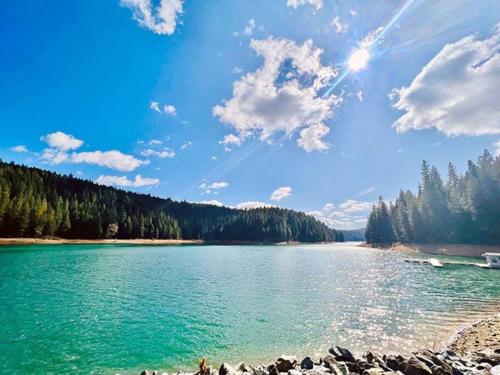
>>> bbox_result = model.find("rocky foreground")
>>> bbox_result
[137,344,500,375]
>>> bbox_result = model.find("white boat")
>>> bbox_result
[482,253,500,269]
[429,258,444,268]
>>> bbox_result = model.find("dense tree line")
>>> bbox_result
[366,150,500,245]
[0,160,340,242]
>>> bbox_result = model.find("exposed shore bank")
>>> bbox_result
[0,237,204,246]
[449,313,500,354]
[0,238,322,246]
[363,243,500,257]
[135,314,500,375]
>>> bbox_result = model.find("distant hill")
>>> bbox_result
[0,160,342,243]
[339,228,365,241]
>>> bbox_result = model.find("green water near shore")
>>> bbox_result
[1,243,499,374]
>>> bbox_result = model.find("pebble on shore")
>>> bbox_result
[136,344,500,375]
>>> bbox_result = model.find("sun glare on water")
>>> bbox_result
[348,48,370,71]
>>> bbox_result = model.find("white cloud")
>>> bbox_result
[180,141,192,150]
[244,19,256,36]
[41,131,83,151]
[213,37,341,152]
[235,201,275,210]
[96,174,159,187]
[140,148,175,158]
[149,139,163,145]
[307,198,372,230]
[358,186,375,196]
[198,200,224,207]
[69,151,149,172]
[287,0,323,10]
[199,181,229,194]
[338,199,371,213]
[219,134,242,147]
[164,104,177,115]
[323,202,335,211]
[270,186,292,201]
[297,123,330,152]
[356,91,364,102]
[41,148,70,164]
[150,101,161,112]
[233,67,244,74]
[39,132,149,172]
[331,16,348,34]
[120,0,183,36]
[349,9,357,16]
[494,140,500,156]
[11,145,28,153]
[392,24,500,137]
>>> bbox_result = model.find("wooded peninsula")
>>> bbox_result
[0,160,343,243]
[366,150,500,245]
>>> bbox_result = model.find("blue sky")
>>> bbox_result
[1,0,499,229]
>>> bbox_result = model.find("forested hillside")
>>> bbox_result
[366,150,500,245]
[0,160,339,242]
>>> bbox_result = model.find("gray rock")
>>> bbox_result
[220,364,235,375]
[321,355,338,371]
[491,365,500,375]
[430,365,452,375]
[236,363,251,373]
[356,360,373,373]
[267,364,279,375]
[140,371,150,375]
[253,365,268,375]
[304,369,329,375]
[386,356,406,372]
[301,357,314,370]
[404,357,433,375]
[276,356,298,373]
[288,370,303,375]
[415,355,436,370]
[330,346,356,363]
[364,368,385,375]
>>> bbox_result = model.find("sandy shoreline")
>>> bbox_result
[448,313,500,354]
[0,237,204,246]
[363,242,500,257]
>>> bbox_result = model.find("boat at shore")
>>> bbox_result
[483,253,500,269]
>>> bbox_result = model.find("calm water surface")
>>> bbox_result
[1,243,499,374]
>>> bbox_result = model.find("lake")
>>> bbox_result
[1,243,499,374]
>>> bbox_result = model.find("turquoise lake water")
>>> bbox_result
[1,243,499,374]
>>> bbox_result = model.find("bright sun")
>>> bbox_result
[348,48,370,71]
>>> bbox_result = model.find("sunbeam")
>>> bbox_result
[323,0,418,98]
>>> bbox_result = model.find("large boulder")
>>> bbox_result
[301,357,314,370]
[404,357,433,375]
[276,356,298,372]
[329,346,356,363]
